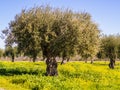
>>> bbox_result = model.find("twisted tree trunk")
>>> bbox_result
[11,53,14,62]
[46,57,58,76]
[109,58,115,69]
[33,57,36,62]
[109,53,115,69]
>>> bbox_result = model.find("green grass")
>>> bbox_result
[0,61,120,90]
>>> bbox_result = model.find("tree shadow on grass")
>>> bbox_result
[0,67,45,76]
[92,62,109,66]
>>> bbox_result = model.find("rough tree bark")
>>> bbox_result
[32,53,37,62]
[46,57,58,76]
[109,53,115,69]
[32,57,36,62]
[11,54,14,62]
[109,57,115,69]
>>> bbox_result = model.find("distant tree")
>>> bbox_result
[101,35,120,69]
[116,34,120,59]
[77,13,100,63]
[3,9,41,62]
[4,46,15,62]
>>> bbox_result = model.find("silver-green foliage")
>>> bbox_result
[3,6,100,61]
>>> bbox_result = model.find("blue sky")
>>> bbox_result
[0,0,120,49]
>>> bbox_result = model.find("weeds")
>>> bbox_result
[0,61,120,90]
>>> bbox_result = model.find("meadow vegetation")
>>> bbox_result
[0,61,120,90]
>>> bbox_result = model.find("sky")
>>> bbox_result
[0,0,120,49]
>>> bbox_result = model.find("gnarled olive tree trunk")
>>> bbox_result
[46,57,58,76]
[11,54,15,62]
[109,53,116,69]
[109,57,115,69]
[10,52,15,62]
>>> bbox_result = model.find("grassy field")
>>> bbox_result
[0,61,120,90]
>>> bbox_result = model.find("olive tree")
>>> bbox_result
[2,6,100,76]
[101,35,120,69]
[3,46,15,62]
[77,13,100,63]
[3,9,41,62]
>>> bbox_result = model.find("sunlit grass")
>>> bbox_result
[0,61,120,90]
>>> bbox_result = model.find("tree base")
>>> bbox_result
[109,58,115,69]
[46,58,58,76]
